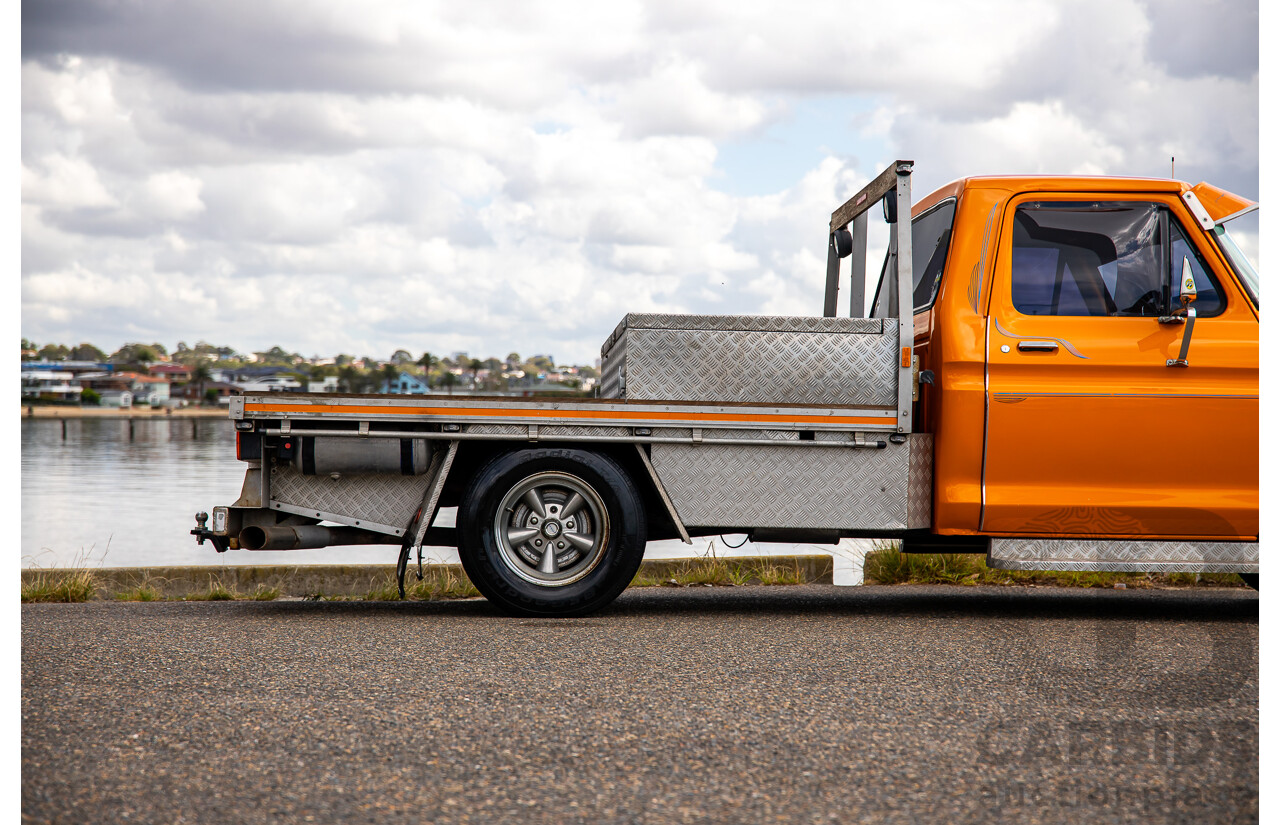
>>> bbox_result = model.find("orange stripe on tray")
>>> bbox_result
[243,402,892,427]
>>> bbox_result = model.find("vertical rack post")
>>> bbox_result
[893,162,914,433]
[823,233,841,317]
[848,212,868,317]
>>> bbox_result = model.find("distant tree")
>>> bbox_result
[259,346,299,365]
[149,342,168,357]
[334,354,353,367]
[483,357,502,371]
[337,365,361,393]
[360,356,378,370]
[468,358,483,387]
[505,352,521,367]
[111,344,156,365]
[391,349,413,365]
[175,341,190,353]
[416,352,436,388]
[80,388,101,406]
[380,363,400,392]
[21,338,35,352]
[439,371,459,395]
[530,355,554,371]
[70,343,107,362]
[37,343,70,361]
[578,365,600,379]
[191,363,212,405]
[204,388,220,405]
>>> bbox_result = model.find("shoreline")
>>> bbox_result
[21,406,231,419]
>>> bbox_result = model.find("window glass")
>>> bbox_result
[871,200,958,317]
[1171,222,1220,310]
[1010,202,1223,317]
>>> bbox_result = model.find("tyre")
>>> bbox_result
[1240,573,1258,590]
[458,448,647,617]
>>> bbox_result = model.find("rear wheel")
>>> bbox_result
[458,448,646,616]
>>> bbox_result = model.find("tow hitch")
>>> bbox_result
[191,511,231,553]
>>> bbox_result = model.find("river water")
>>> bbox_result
[21,417,868,581]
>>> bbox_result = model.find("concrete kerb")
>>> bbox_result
[21,555,835,600]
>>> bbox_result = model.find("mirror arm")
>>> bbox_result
[1166,306,1196,368]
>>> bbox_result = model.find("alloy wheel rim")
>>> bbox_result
[493,471,610,587]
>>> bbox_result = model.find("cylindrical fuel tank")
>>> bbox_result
[291,436,431,475]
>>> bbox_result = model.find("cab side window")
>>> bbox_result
[1010,202,1223,318]
[871,200,958,318]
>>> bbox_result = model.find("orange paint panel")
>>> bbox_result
[981,189,1259,540]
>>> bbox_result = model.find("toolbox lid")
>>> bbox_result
[601,313,884,357]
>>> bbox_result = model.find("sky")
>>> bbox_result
[19,0,1260,365]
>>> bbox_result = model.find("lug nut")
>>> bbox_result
[529,517,538,525]
[557,541,565,549]
[534,539,543,547]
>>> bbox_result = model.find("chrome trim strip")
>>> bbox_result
[993,318,1088,359]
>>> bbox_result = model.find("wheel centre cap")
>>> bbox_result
[542,520,562,538]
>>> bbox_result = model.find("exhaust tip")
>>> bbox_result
[239,526,268,550]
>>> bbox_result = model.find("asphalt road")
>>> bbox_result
[22,585,1257,824]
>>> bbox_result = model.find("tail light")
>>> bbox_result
[235,431,263,461]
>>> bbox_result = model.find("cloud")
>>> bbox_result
[20,0,1258,363]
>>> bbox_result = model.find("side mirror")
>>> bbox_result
[882,189,897,224]
[832,228,853,258]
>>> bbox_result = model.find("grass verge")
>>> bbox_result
[22,568,98,603]
[630,557,811,588]
[361,567,482,601]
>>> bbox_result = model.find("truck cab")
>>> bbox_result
[873,176,1258,543]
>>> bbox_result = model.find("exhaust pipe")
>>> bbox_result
[238,524,397,551]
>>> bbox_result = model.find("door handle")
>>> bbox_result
[1017,340,1059,353]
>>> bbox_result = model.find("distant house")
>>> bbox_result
[99,390,133,408]
[148,363,191,382]
[379,371,432,395]
[210,365,303,393]
[127,374,171,406]
[174,379,239,405]
[236,376,302,393]
[21,370,81,402]
[307,376,339,393]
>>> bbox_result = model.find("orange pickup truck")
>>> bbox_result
[194,161,1259,616]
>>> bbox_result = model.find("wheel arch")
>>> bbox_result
[439,440,681,542]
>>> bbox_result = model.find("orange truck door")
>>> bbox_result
[982,195,1258,539]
